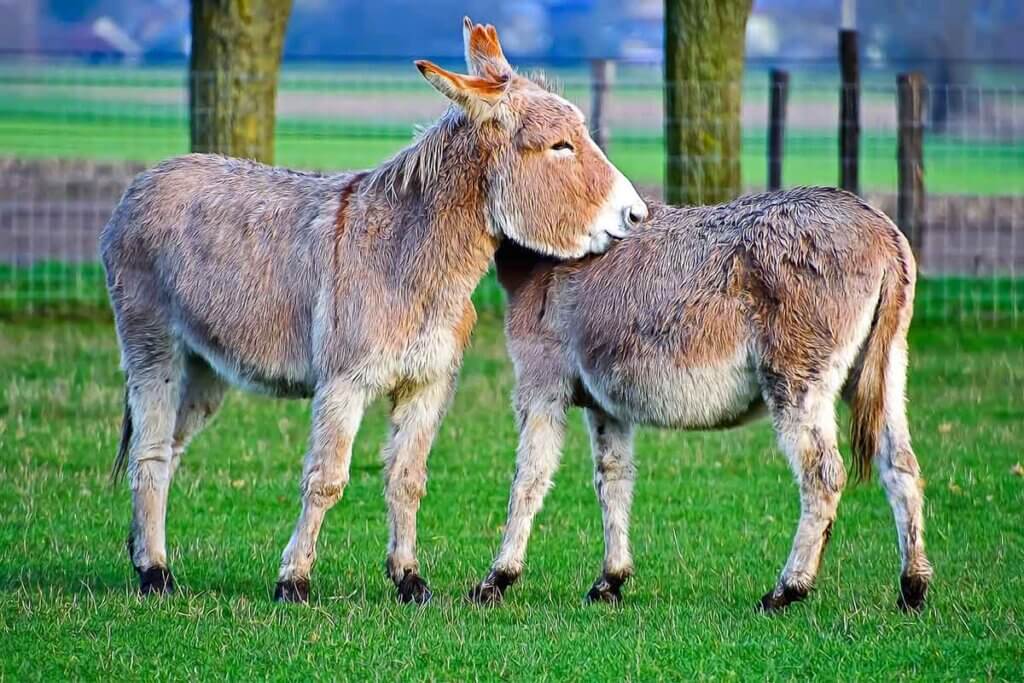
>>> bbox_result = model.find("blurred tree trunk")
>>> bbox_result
[189,0,293,163]
[664,0,752,205]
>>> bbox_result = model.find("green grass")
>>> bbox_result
[1,306,1023,679]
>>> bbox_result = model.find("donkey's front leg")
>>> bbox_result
[382,378,453,604]
[469,391,569,604]
[275,378,367,603]
[583,409,636,604]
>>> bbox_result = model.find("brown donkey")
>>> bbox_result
[470,188,932,611]
[101,18,647,604]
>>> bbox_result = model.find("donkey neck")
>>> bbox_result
[413,189,499,306]
[494,240,564,343]
[358,114,501,311]
[493,240,558,300]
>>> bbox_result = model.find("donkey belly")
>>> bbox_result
[185,331,314,398]
[172,303,315,399]
[580,350,764,430]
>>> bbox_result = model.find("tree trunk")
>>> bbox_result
[189,0,293,163]
[664,0,752,205]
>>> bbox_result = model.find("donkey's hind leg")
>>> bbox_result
[583,408,636,604]
[760,388,847,612]
[120,329,184,595]
[170,354,227,477]
[874,343,932,610]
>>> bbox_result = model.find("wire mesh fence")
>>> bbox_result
[1,58,1021,323]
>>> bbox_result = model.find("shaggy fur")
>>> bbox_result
[471,187,932,611]
[101,19,646,604]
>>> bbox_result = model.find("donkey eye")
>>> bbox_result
[550,141,574,152]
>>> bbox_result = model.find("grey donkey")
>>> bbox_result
[101,18,647,604]
[470,187,932,612]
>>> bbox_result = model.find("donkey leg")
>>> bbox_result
[275,378,367,603]
[470,392,569,604]
[382,379,453,604]
[170,354,227,478]
[879,440,931,611]
[760,399,846,612]
[125,348,183,596]
[584,408,636,604]
[876,344,932,611]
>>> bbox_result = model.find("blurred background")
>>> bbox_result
[5,1,1022,66]
[0,0,1021,322]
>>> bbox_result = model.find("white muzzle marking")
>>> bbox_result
[582,165,647,255]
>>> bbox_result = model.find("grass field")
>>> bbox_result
[2,298,1022,679]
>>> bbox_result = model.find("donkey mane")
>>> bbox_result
[365,108,470,200]
[364,69,559,202]
[522,70,561,95]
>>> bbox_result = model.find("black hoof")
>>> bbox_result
[468,570,517,605]
[468,581,504,604]
[274,578,310,603]
[396,572,432,604]
[758,583,808,613]
[137,566,174,596]
[586,574,626,604]
[897,574,929,612]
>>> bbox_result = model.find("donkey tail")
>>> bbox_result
[111,384,133,484]
[849,234,916,483]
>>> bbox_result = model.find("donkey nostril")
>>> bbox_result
[626,204,648,226]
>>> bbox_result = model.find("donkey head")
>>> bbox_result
[414,18,647,258]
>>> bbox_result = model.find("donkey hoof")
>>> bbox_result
[586,575,625,604]
[469,581,504,605]
[274,578,310,604]
[138,566,175,596]
[396,573,432,604]
[468,569,516,605]
[897,574,929,612]
[758,584,808,613]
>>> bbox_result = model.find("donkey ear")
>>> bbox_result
[415,59,509,122]
[462,16,512,78]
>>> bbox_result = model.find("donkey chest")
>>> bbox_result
[366,302,477,388]
[398,326,464,379]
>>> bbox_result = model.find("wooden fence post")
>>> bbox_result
[898,72,926,258]
[839,29,860,194]
[767,68,789,191]
[589,59,614,152]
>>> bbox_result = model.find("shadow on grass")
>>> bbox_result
[2,565,292,604]
[2,565,132,598]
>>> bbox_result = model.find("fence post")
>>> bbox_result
[767,68,789,191]
[897,72,926,259]
[839,29,860,194]
[589,59,614,152]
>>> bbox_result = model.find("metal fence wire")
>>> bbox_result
[1,59,1021,324]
